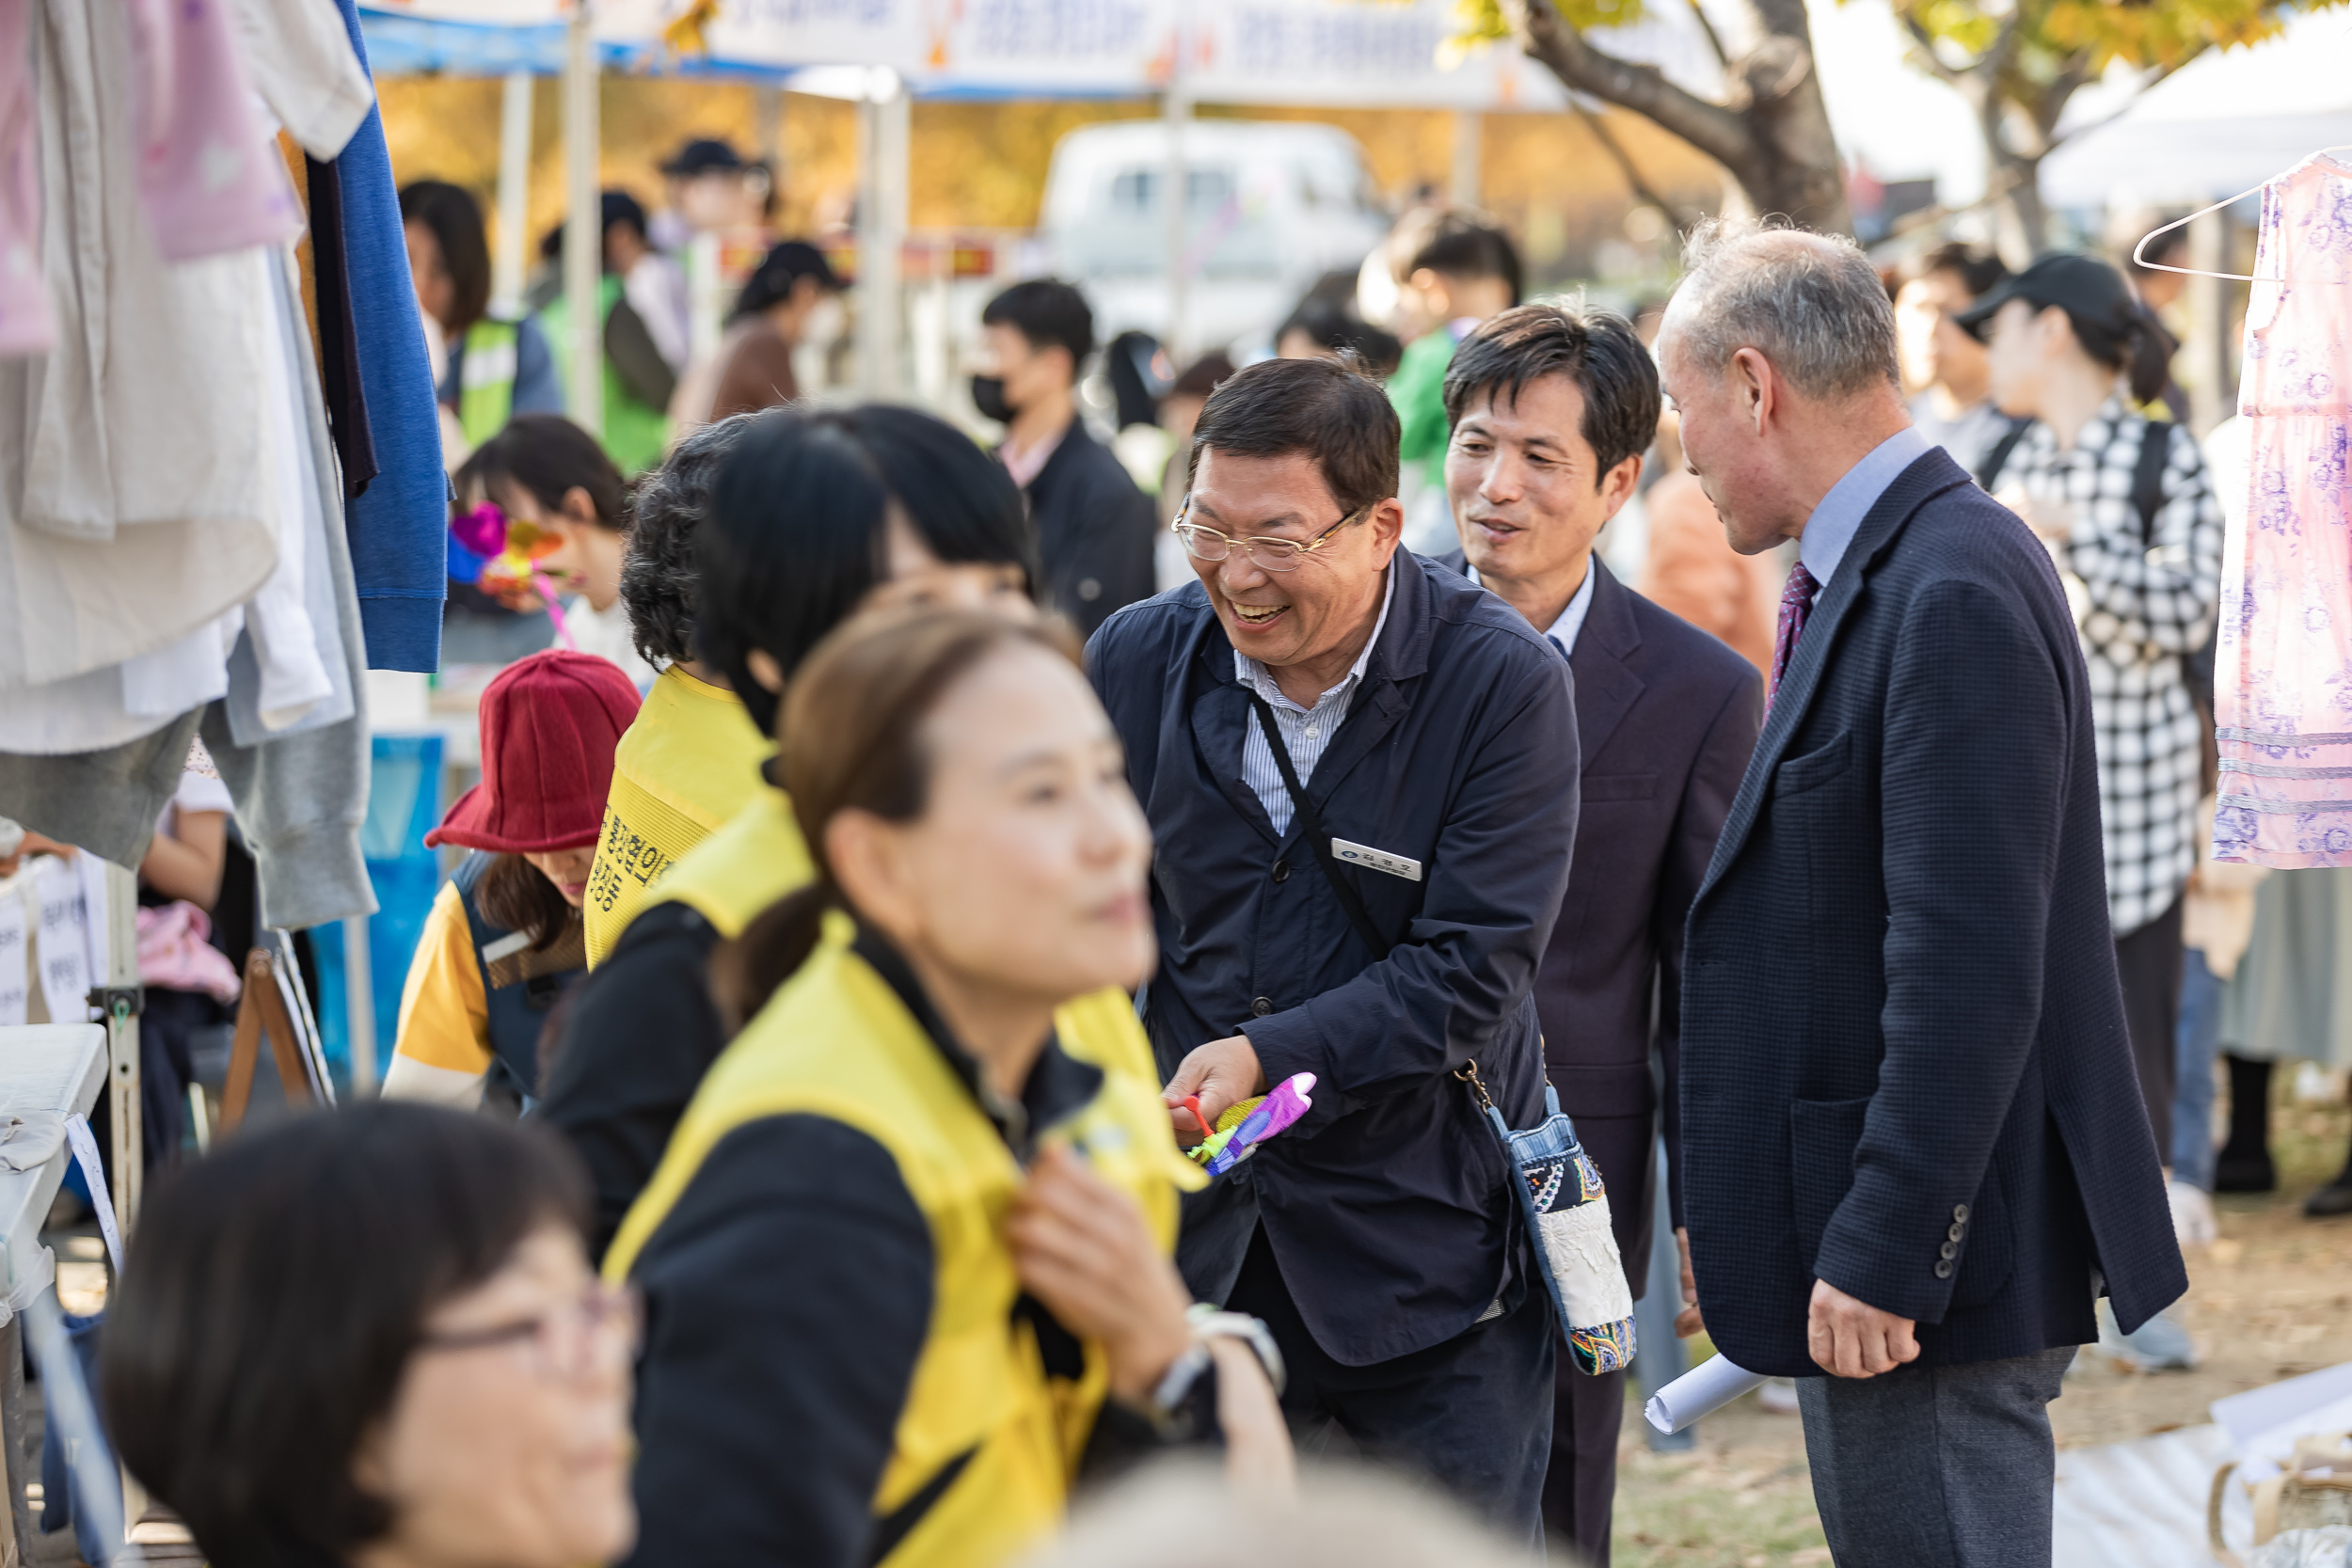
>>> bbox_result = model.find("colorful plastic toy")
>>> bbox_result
[1187,1072,1316,1175]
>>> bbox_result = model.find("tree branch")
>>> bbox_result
[1571,100,1701,231]
[1893,8,1966,86]
[1503,0,1755,171]
[2039,40,2214,156]
[1682,0,1730,71]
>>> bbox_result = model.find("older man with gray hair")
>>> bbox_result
[1660,221,2185,1567]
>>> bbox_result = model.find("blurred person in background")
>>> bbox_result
[1153,353,1236,592]
[1090,357,1577,1542]
[104,1102,633,1568]
[1430,304,1762,1564]
[388,650,641,1113]
[458,415,653,689]
[1892,242,2013,479]
[976,279,1156,639]
[580,417,767,967]
[675,239,844,429]
[543,405,1052,1255]
[402,181,563,454]
[654,137,773,256]
[130,743,243,1169]
[1636,409,1779,674]
[1964,256,2222,1272]
[607,610,1291,1568]
[1104,329,1179,502]
[1380,212,1521,554]
[535,193,677,477]
[1276,296,1403,378]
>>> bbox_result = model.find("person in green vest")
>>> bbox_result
[402,181,564,450]
[1377,212,1521,554]
[536,192,677,478]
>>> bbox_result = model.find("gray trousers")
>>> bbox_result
[1796,1345,2074,1567]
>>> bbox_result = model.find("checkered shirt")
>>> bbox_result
[2004,396,2225,937]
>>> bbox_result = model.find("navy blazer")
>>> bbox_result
[1680,448,2186,1378]
[1435,551,1761,1290]
[1089,548,1579,1367]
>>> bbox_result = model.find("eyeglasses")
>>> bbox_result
[1171,494,1372,572]
[418,1280,641,1382]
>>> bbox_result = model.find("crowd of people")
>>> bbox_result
[74,169,2352,1568]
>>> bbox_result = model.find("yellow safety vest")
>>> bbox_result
[581,666,773,965]
[606,936,1202,1568]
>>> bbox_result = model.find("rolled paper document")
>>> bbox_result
[1644,1354,1770,1433]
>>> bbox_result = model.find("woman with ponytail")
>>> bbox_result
[1961,253,2224,1365]
[605,609,1290,1568]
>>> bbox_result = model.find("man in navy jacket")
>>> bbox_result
[1661,223,2186,1567]
[1432,303,1762,1565]
[1088,356,1578,1539]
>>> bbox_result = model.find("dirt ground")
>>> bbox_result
[1611,1091,2352,1568]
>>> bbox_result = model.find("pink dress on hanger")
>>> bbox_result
[2214,150,2352,867]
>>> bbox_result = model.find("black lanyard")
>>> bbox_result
[1245,692,1391,959]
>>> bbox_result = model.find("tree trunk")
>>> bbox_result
[1502,0,1854,237]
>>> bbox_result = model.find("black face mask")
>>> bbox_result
[969,374,1015,424]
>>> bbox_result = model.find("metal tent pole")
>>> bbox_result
[493,71,534,316]
[1163,71,1190,364]
[563,7,602,435]
[854,72,907,398]
[1450,109,1482,209]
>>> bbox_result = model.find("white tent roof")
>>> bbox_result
[2041,8,2352,207]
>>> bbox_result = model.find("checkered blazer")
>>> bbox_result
[2006,398,2225,938]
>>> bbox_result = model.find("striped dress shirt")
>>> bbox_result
[1233,568,1396,835]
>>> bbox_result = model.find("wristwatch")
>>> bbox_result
[1150,1306,1287,1417]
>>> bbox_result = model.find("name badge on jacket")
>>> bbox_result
[1332,839,1422,882]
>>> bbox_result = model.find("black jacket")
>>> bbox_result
[1433,551,1761,1289]
[1088,548,1578,1367]
[1679,448,2186,1377]
[1015,422,1158,640]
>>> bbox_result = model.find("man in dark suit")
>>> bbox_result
[1089,356,1579,1541]
[1659,223,2187,1567]
[975,279,1157,638]
[1430,305,1761,1565]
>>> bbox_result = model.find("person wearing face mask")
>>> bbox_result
[105,1102,636,1568]
[542,405,1065,1257]
[610,608,1291,1568]
[385,650,643,1113]
[975,279,1158,639]
[677,239,845,430]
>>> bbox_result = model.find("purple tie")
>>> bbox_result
[1768,562,1820,713]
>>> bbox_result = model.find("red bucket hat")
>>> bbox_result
[425,650,643,854]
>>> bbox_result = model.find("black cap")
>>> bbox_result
[660,138,745,178]
[1955,252,2137,343]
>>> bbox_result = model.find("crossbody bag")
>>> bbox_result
[1243,693,1636,1373]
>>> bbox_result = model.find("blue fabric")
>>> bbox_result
[2173,948,2223,1189]
[437,314,564,419]
[329,0,447,673]
[1088,548,1580,1368]
[1680,447,2186,1378]
[1798,425,1934,589]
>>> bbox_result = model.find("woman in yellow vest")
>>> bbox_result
[400,182,564,450]
[578,414,767,965]
[546,406,1039,1254]
[607,609,1289,1568]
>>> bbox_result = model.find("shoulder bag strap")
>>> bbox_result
[1245,693,1391,960]
[2134,420,2173,547]
[1975,416,2032,491]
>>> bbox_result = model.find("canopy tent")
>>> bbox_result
[358,0,1716,386]
[2040,7,2352,208]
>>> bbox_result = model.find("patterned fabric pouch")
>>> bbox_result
[1458,1061,1636,1374]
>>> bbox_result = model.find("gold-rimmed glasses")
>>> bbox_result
[1171,494,1372,572]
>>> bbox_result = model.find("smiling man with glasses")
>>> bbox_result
[1089,356,1581,1542]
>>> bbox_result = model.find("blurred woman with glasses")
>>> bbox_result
[104,1102,636,1568]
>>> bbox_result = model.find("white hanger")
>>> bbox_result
[2132,144,2352,282]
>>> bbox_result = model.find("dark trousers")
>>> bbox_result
[2114,895,2185,1156]
[1797,1346,2073,1567]
[1226,1226,1554,1545]
[1541,1358,1623,1565]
